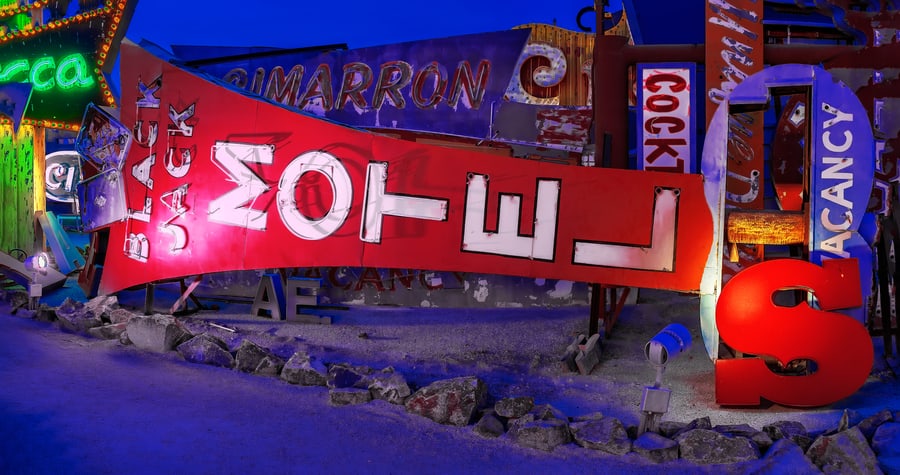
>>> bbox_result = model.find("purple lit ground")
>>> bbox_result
[2,279,899,473]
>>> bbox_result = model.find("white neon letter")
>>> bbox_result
[208,141,273,230]
[360,162,448,243]
[462,174,559,260]
[277,150,352,240]
[573,188,678,271]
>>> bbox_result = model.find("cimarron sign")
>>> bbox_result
[99,40,714,298]
[173,30,530,140]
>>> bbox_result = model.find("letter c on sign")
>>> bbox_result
[277,151,353,240]
[715,258,873,407]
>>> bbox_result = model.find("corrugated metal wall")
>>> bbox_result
[513,24,595,106]
[513,11,631,107]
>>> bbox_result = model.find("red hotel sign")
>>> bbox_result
[98,41,714,295]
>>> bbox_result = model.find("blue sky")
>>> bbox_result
[125,0,623,51]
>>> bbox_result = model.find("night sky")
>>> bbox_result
[124,0,623,51]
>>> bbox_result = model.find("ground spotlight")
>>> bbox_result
[638,323,692,435]
[25,252,50,310]
[24,252,50,275]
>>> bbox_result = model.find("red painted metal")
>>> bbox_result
[98,42,716,296]
[715,258,873,407]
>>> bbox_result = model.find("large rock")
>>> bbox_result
[570,416,632,455]
[254,355,285,376]
[632,431,679,463]
[125,314,192,352]
[108,308,138,324]
[658,420,687,438]
[327,363,373,389]
[528,403,568,422]
[234,339,271,373]
[874,422,900,474]
[56,298,102,334]
[508,416,571,452]
[806,426,883,474]
[176,334,234,368]
[87,323,128,341]
[474,411,506,438]
[329,388,372,406]
[83,295,118,322]
[675,428,759,464]
[33,304,57,323]
[857,409,893,441]
[714,423,773,453]
[280,352,327,386]
[494,396,534,419]
[367,369,411,404]
[872,421,900,457]
[764,420,812,451]
[671,416,712,439]
[750,438,821,475]
[764,420,808,441]
[404,376,487,427]
[5,290,28,310]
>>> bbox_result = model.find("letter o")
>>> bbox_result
[277,151,353,240]
[646,72,687,93]
[646,94,679,113]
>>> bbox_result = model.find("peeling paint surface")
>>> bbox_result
[547,280,574,299]
[473,279,490,303]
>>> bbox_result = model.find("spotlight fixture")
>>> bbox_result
[25,252,50,310]
[24,252,49,275]
[638,323,692,435]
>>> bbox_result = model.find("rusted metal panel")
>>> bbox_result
[510,24,595,106]
[493,102,592,152]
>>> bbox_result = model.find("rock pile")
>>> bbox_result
[5,291,898,472]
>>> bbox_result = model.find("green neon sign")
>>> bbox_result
[0,53,94,92]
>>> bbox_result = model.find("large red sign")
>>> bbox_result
[97,41,714,295]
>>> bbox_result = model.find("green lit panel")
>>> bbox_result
[0,23,107,126]
[14,125,34,251]
[0,126,13,253]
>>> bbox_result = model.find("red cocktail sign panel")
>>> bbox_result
[98,41,714,295]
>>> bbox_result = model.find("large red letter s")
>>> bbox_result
[715,258,873,407]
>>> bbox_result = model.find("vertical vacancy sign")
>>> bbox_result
[637,63,696,173]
